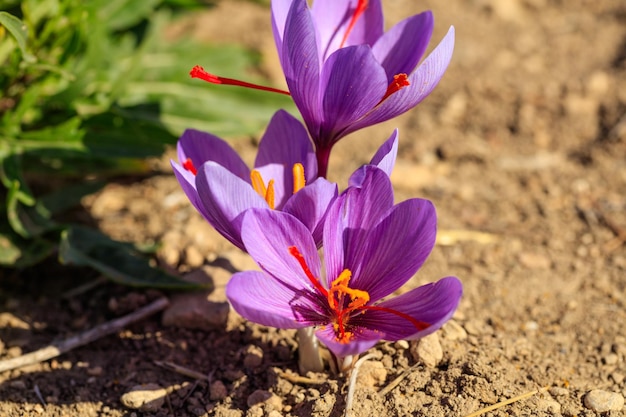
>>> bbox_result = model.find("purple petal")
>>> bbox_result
[177,129,249,181]
[345,26,455,135]
[347,197,437,301]
[315,324,381,358]
[348,129,398,186]
[282,0,323,138]
[195,162,268,250]
[282,178,338,246]
[171,160,208,220]
[311,0,384,60]
[226,270,316,329]
[241,209,326,298]
[358,276,463,340]
[371,11,434,81]
[271,0,294,66]
[323,167,394,286]
[319,45,388,145]
[254,110,317,192]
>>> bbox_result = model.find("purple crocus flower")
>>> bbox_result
[226,166,462,359]
[190,0,454,178]
[171,110,337,250]
[270,0,455,175]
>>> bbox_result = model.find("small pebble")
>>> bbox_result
[243,345,264,368]
[394,340,409,350]
[537,399,561,414]
[441,320,468,340]
[162,293,229,330]
[410,332,443,367]
[603,353,619,365]
[209,380,228,401]
[120,383,166,412]
[356,361,388,387]
[246,390,282,410]
[583,389,624,413]
[87,366,103,376]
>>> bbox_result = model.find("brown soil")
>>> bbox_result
[2,0,626,416]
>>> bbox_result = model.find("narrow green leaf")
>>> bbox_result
[0,11,36,63]
[59,226,207,290]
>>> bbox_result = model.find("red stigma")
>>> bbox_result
[379,73,410,103]
[288,246,328,297]
[190,65,291,96]
[339,0,369,48]
[182,158,197,175]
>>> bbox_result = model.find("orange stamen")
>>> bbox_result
[288,245,430,344]
[190,65,291,96]
[182,158,197,175]
[339,0,369,48]
[379,73,410,103]
[250,170,275,209]
[292,163,306,194]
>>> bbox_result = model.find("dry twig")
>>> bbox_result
[463,386,550,417]
[378,362,421,397]
[345,351,382,417]
[0,297,169,373]
[274,368,325,385]
[154,360,209,381]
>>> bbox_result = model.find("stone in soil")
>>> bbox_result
[161,293,229,330]
[583,389,624,413]
[120,383,166,412]
[410,332,443,367]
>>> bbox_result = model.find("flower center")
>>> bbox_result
[190,65,291,96]
[288,246,430,344]
[339,0,369,48]
[250,163,306,210]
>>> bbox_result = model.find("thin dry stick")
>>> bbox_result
[274,368,325,385]
[154,360,209,381]
[0,297,169,374]
[378,362,421,397]
[345,351,382,417]
[61,276,108,299]
[463,386,550,417]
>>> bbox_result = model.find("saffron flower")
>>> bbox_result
[226,166,462,359]
[270,0,455,170]
[171,110,337,250]
[190,0,454,177]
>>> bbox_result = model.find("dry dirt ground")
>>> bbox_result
[1,0,626,416]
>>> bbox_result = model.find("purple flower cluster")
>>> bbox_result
[175,0,462,362]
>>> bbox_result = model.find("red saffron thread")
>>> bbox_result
[190,65,291,96]
[182,158,197,175]
[339,0,369,48]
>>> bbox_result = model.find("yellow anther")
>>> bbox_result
[250,170,275,209]
[250,169,266,196]
[265,179,275,210]
[292,163,306,194]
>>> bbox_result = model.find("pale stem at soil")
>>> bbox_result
[297,327,324,373]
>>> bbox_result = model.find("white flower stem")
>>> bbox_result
[297,327,324,373]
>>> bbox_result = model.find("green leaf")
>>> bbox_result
[59,226,207,290]
[0,229,55,268]
[0,152,35,206]
[40,180,104,215]
[6,179,56,238]
[0,11,36,63]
